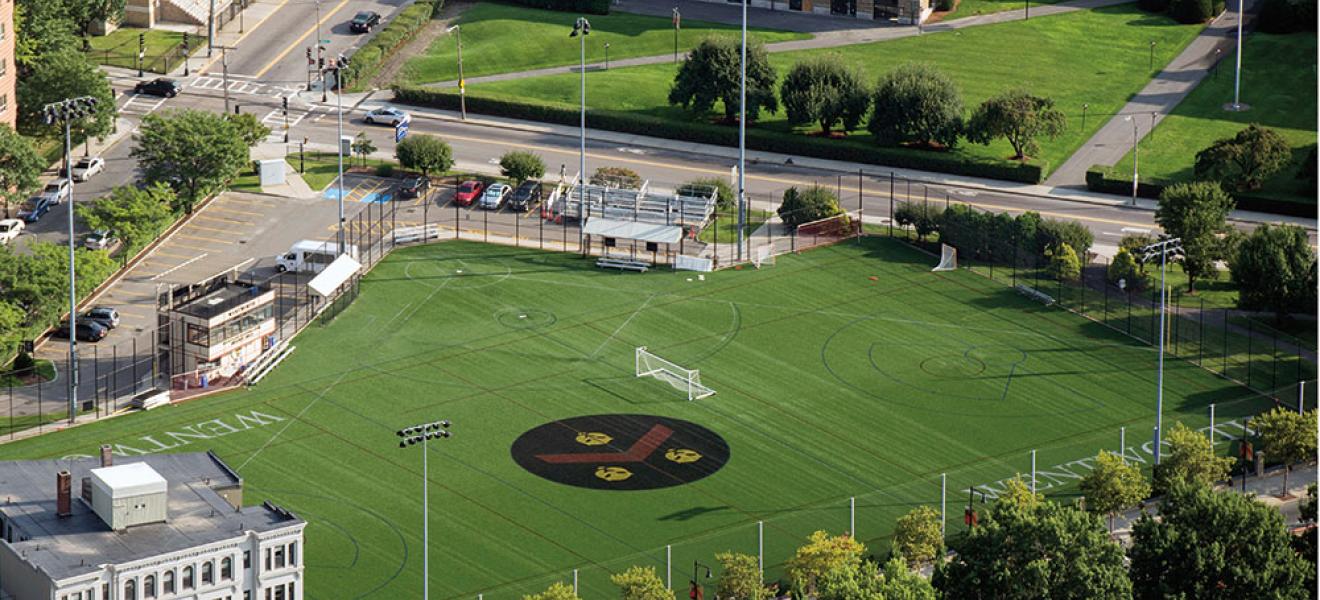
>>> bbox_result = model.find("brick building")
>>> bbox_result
[0,0,15,129]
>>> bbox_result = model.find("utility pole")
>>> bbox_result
[218,45,236,115]
[571,18,591,251]
[736,0,747,262]
[208,0,215,57]
[1141,237,1184,465]
[446,25,466,120]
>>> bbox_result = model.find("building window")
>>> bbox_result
[0,58,6,77]
[245,593,251,600]
[214,304,274,347]
[202,561,214,585]
[163,571,175,594]
[186,323,210,346]
[244,550,251,569]
[266,590,272,600]
[183,566,194,590]
[289,581,296,598]
[274,546,285,569]
[273,585,286,600]
[265,547,272,570]
[289,541,298,566]
[124,580,136,600]
[221,556,233,580]
[0,94,8,114]
[143,575,156,599]
[103,584,109,600]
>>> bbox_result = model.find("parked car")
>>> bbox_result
[508,180,542,212]
[350,10,381,33]
[83,306,121,330]
[0,219,23,244]
[52,320,108,342]
[39,179,71,205]
[399,176,431,199]
[479,184,511,210]
[67,156,105,182]
[363,106,410,126]
[134,78,181,97]
[84,229,115,251]
[454,180,484,206]
[19,198,52,223]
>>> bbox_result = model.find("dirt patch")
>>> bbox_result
[370,1,476,89]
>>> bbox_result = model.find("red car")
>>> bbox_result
[454,180,485,206]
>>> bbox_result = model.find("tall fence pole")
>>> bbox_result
[1030,450,1037,494]
[940,473,947,537]
[666,544,672,590]
[888,173,895,237]
[757,520,764,581]
[1209,403,1216,442]
[1120,426,1126,463]
[1300,381,1307,414]
[849,496,856,535]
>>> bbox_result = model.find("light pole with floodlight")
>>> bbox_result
[321,55,349,254]
[397,419,452,600]
[1140,237,1184,465]
[571,17,591,251]
[736,0,747,262]
[446,25,466,120]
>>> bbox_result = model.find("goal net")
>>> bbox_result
[635,346,715,401]
[796,212,861,252]
[932,244,957,272]
[753,245,775,269]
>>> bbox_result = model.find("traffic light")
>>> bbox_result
[317,56,324,69]
[281,96,288,116]
[306,47,313,64]
[182,32,189,50]
[139,33,145,48]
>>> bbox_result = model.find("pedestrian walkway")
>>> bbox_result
[1046,0,1258,186]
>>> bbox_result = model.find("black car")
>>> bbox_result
[399,176,431,199]
[508,180,542,212]
[134,78,181,98]
[350,11,381,33]
[52,320,108,342]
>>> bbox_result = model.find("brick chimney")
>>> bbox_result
[100,444,113,468]
[56,470,72,518]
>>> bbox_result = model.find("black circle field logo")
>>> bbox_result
[511,414,730,491]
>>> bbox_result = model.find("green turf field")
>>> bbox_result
[0,238,1293,598]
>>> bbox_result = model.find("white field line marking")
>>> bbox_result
[235,370,351,472]
[589,293,654,359]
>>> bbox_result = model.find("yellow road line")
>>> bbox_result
[209,206,263,217]
[185,223,235,235]
[198,0,293,75]
[176,233,229,244]
[253,0,354,79]
[151,250,196,259]
[195,214,252,225]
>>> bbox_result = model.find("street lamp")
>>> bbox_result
[1140,238,1184,466]
[1230,0,1245,111]
[323,54,350,254]
[42,96,98,425]
[570,17,591,251]
[690,560,712,596]
[736,0,747,262]
[446,25,466,120]
[604,42,610,70]
[1124,115,1139,205]
[397,419,453,600]
[672,7,681,63]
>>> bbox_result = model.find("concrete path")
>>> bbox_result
[1046,0,1257,187]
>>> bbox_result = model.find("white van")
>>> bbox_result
[275,240,360,273]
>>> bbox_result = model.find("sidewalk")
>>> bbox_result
[1046,0,1258,186]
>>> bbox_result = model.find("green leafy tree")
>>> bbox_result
[16,47,116,139]
[715,552,773,600]
[0,127,44,218]
[778,185,843,228]
[1230,224,1317,319]
[677,177,735,211]
[351,132,377,167]
[522,581,579,600]
[131,110,250,212]
[1119,233,1157,273]
[64,0,125,37]
[1155,181,1235,292]
[893,201,940,239]
[224,113,272,148]
[394,134,454,177]
[891,506,943,568]
[933,476,1130,600]
[76,184,175,254]
[13,1,78,72]
[817,559,937,600]
[868,63,963,149]
[1248,408,1318,497]
[1045,243,1081,281]
[1035,218,1094,258]
[780,56,869,135]
[0,242,116,325]
[785,531,866,597]
[1107,248,1149,291]
[1302,483,1318,524]
[1194,124,1291,191]
[591,166,643,189]
[1078,451,1151,532]
[0,300,26,362]
[668,37,778,123]
[1129,483,1311,599]
[499,151,546,184]
[1153,421,1234,495]
[965,89,1067,161]
[610,565,672,600]
[1168,0,1216,22]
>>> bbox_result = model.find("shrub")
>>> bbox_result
[869,63,964,149]
[779,186,842,228]
[1036,218,1093,258]
[11,352,35,376]
[1169,0,1215,23]
[939,204,990,257]
[1046,243,1081,281]
[394,135,453,176]
[1257,0,1316,31]
[677,177,735,211]
[1138,0,1171,12]
[375,164,395,178]
[341,1,438,90]
[590,166,642,189]
[893,201,941,239]
[499,151,546,184]
[1107,248,1149,291]
[495,0,609,14]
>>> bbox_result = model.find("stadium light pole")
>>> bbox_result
[446,25,466,120]
[397,419,453,600]
[736,0,747,262]
[43,96,98,425]
[1141,237,1183,465]
[571,18,591,252]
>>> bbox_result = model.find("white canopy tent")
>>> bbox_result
[582,218,683,245]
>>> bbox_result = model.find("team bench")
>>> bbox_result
[596,258,651,272]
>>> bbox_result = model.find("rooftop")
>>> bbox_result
[0,453,301,583]
[173,281,271,320]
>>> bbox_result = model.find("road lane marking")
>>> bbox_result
[197,0,293,75]
[253,0,354,79]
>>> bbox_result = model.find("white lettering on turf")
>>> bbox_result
[60,410,287,460]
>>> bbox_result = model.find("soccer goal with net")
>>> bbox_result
[932,244,957,272]
[635,346,716,401]
[753,245,775,269]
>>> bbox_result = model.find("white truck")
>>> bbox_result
[0,219,23,245]
[275,240,360,274]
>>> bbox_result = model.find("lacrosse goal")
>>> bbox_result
[635,346,716,401]
[932,244,957,272]
[753,245,775,269]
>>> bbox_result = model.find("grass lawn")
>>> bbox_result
[459,5,1204,177]
[1106,33,1318,207]
[698,209,773,244]
[942,0,1066,20]
[398,3,811,85]
[87,27,204,73]
[291,151,398,191]
[0,237,1294,598]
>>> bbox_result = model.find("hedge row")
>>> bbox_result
[1085,167,1315,217]
[392,86,1048,184]
[344,0,444,92]
[492,0,610,14]
[1258,0,1317,33]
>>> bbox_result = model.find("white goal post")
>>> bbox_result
[932,244,957,272]
[635,346,716,401]
[753,245,775,269]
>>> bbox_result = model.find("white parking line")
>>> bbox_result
[150,253,209,281]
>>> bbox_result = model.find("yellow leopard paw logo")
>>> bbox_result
[595,466,633,482]
[576,432,612,446]
[665,448,702,464]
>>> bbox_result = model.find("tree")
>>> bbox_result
[1078,451,1151,532]
[676,177,735,211]
[1194,124,1292,191]
[131,110,250,212]
[1107,248,1149,291]
[591,166,642,189]
[1153,421,1234,495]
[778,185,842,228]
[780,56,869,135]
[868,63,963,149]
[610,566,672,600]
[1230,224,1318,319]
[394,134,454,177]
[893,201,940,239]
[1155,181,1235,291]
[715,552,773,600]
[891,506,943,568]
[1128,483,1311,599]
[1248,408,1318,497]
[224,113,272,148]
[816,559,937,600]
[76,184,175,254]
[668,37,778,123]
[500,151,546,184]
[16,47,116,139]
[965,89,1067,161]
[785,531,865,597]
[1035,218,1093,259]
[13,0,78,72]
[1119,233,1157,272]
[0,127,44,218]
[933,477,1130,600]
[1301,483,1318,524]
[64,0,125,37]
[351,132,377,167]
[522,582,579,600]
[1045,243,1081,281]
